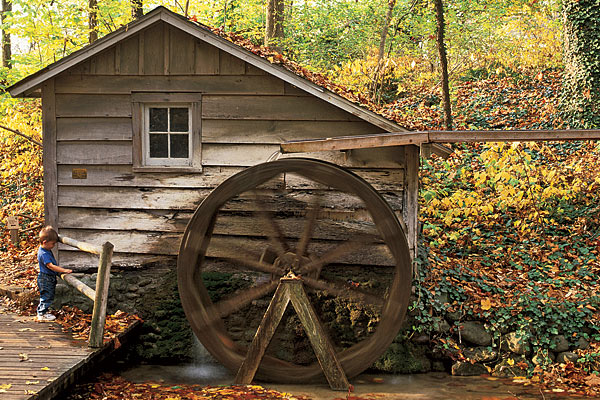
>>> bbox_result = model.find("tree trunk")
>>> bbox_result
[560,0,600,128]
[132,0,143,19]
[1,0,11,69]
[371,0,396,102]
[378,0,396,65]
[89,0,98,44]
[265,0,285,51]
[434,0,452,130]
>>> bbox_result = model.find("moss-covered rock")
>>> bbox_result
[373,342,432,373]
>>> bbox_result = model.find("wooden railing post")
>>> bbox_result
[89,241,113,348]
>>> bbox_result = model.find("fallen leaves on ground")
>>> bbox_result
[67,374,311,400]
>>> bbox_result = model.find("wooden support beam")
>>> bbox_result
[280,129,600,154]
[428,129,600,143]
[235,277,350,391]
[235,282,290,385]
[59,235,103,255]
[286,280,350,391]
[61,274,96,300]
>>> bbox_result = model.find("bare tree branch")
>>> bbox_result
[0,124,42,146]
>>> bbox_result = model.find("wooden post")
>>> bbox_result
[6,216,19,245]
[236,278,350,391]
[89,241,113,348]
[403,145,420,266]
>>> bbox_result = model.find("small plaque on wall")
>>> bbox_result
[72,168,88,179]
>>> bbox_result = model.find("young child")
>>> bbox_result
[37,226,72,321]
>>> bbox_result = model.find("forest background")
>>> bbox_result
[0,0,599,395]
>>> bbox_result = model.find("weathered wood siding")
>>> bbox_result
[52,22,413,268]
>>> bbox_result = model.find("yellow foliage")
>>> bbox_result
[0,99,43,232]
[422,141,600,244]
[331,50,437,100]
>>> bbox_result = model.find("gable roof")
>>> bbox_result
[8,6,407,133]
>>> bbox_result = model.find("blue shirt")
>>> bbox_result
[38,247,58,276]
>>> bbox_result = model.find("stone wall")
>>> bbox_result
[54,265,195,361]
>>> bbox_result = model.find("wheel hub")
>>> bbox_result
[273,252,312,275]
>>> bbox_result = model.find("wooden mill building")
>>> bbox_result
[9,6,422,269]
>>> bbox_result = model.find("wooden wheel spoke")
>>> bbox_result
[301,237,374,275]
[252,192,289,256]
[213,280,279,317]
[220,254,283,276]
[296,197,321,258]
[301,276,383,306]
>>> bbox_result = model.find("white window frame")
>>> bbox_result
[143,104,192,166]
[132,93,202,173]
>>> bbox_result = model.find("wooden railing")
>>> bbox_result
[58,235,114,348]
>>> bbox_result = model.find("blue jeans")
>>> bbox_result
[37,273,57,316]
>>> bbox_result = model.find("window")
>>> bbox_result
[132,93,202,172]
[146,106,190,164]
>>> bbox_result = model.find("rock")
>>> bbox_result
[574,337,590,350]
[432,317,451,334]
[493,358,527,378]
[532,350,555,366]
[244,329,257,342]
[432,360,446,372]
[458,321,492,346]
[463,347,498,363]
[556,351,579,363]
[451,361,489,376]
[137,278,153,287]
[434,292,449,306]
[446,311,462,322]
[550,335,569,353]
[127,284,139,292]
[501,332,531,355]
[374,342,432,374]
[412,334,430,344]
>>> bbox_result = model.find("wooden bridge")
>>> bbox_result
[0,305,139,400]
[0,234,138,399]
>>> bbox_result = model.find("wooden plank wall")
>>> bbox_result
[52,22,411,268]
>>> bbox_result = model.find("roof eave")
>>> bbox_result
[9,6,406,133]
[8,9,165,97]
[159,12,406,133]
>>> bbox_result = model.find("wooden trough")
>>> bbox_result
[280,129,600,153]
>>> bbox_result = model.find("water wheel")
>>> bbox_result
[178,158,412,383]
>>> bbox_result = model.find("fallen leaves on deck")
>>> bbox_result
[55,306,142,344]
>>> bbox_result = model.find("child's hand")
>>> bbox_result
[64,269,73,274]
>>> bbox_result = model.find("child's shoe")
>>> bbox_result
[37,313,56,321]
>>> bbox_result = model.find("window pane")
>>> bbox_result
[170,108,189,132]
[170,134,189,158]
[149,134,168,158]
[149,108,168,132]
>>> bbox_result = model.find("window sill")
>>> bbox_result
[132,166,203,174]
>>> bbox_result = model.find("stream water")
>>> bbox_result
[110,339,581,400]
[120,362,583,400]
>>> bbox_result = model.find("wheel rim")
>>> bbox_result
[178,158,412,382]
